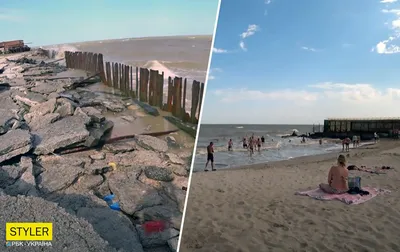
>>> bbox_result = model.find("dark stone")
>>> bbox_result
[144,166,174,182]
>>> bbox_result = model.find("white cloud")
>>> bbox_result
[381,0,397,3]
[207,68,222,81]
[301,46,318,52]
[239,41,247,51]
[203,83,400,124]
[212,47,228,53]
[374,7,400,53]
[212,88,318,103]
[240,24,259,39]
[265,0,272,4]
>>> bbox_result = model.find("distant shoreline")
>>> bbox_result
[34,34,213,48]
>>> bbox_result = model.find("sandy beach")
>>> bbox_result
[180,140,400,252]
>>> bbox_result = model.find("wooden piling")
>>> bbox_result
[140,68,149,102]
[191,80,200,123]
[135,67,139,99]
[167,77,173,112]
[182,78,187,118]
[125,65,130,95]
[157,72,164,107]
[130,66,134,97]
[98,54,106,83]
[198,82,205,121]
[173,77,182,118]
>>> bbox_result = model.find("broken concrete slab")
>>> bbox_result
[135,135,168,153]
[104,140,137,154]
[84,120,114,147]
[160,182,187,213]
[36,154,86,194]
[102,100,125,112]
[32,115,90,155]
[0,163,26,188]
[55,98,75,117]
[144,166,174,182]
[169,165,188,177]
[80,106,105,122]
[77,207,144,252]
[134,205,183,230]
[31,81,58,94]
[0,129,32,163]
[0,109,17,134]
[0,195,118,252]
[116,150,165,167]
[136,224,179,248]
[108,170,163,215]
[26,112,60,131]
[4,156,38,196]
[89,151,106,160]
[168,236,179,252]
[165,153,186,165]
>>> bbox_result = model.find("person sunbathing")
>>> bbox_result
[319,155,349,194]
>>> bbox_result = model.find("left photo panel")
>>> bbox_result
[0,1,220,251]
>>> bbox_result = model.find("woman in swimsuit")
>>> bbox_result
[242,137,248,149]
[319,155,349,194]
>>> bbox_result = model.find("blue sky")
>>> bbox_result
[203,0,400,124]
[0,0,219,46]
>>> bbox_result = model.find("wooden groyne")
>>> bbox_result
[61,50,204,137]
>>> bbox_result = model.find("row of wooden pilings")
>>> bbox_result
[64,51,204,124]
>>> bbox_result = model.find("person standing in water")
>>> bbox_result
[248,138,254,156]
[228,139,233,151]
[205,142,216,171]
[242,137,248,149]
[256,138,261,152]
[374,132,378,143]
[261,136,265,146]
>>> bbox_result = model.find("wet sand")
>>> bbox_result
[180,140,400,252]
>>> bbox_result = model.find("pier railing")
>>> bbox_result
[62,50,204,124]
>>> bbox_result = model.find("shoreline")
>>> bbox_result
[193,141,377,172]
[180,139,400,252]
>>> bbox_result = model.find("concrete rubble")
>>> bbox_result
[0,51,191,252]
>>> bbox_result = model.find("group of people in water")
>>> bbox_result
[239,135,265,155]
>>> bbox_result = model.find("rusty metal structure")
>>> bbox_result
[0,40,30,54]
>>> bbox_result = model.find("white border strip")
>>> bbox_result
[176,0,222,251]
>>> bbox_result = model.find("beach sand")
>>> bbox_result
[179,140,400,252]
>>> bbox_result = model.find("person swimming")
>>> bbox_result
[228,139,233,151]
[319,155,349,194]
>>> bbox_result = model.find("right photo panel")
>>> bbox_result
[180,0,400,251]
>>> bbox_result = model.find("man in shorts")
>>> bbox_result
[228,139,233,151]
[205,142,216,171]
[242,137,248,149]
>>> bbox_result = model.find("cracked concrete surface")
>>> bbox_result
[0,51,191,252]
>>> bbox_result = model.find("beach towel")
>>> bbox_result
[295,187,390,205]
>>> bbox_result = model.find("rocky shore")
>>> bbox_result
[0,50,191,252]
